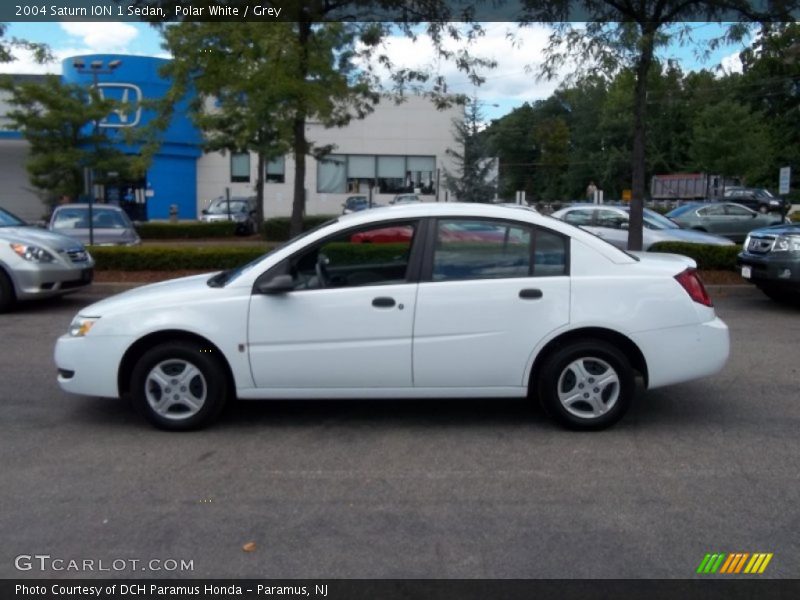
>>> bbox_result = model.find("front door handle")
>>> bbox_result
[372,297,396,308]
[519,288,543,300]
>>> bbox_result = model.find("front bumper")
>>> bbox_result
[737,253,800,287]
[54,334,129,398]
[12,262,94,300]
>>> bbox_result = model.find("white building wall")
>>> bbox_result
[196,95,463,218]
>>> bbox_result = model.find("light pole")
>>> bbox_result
[72,58,122,246]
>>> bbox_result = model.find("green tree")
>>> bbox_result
[521,1,779,249]
[690,99,773,185]
[444,98,497,202]
[0,75,143,206]
[0,24,49,64]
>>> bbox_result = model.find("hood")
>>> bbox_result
[0,225,86,252]
[748,223,800,237]
[53,227,139,246]
[80,273,217,316]
[661,228,734,246]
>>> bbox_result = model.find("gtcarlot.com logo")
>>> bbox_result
[696,552,773,575]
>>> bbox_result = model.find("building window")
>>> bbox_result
[377,155,406,194]
[266,156,285,184]
[317,155,347,193]
[346,155,376,194]
[406,156,435,195]
[230,153,250,183]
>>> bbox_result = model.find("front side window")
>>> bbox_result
[595,209,628,230]
[290,221,417,290]
[725,204,753,217]
[230,153,250,183]
[563,209,594,227]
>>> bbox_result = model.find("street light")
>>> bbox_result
[72,58,122,246]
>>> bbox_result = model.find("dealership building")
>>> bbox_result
[0,54,462,222]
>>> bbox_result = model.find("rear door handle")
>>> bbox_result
[372,297,396,308]
[519,288,543,300]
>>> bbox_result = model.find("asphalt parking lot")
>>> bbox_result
[0,285,798,579]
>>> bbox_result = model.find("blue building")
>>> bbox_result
[61,54,202,220]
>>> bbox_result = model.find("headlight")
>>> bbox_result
[769,200,781,206]
[11,243,55,263]
[68,316,100,337]
[772,235,800,253]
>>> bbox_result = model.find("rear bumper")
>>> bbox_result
[633,317,729,389]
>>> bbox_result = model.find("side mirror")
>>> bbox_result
[256,274,295,294]
[752,213,758,218]
[201,209,209,215]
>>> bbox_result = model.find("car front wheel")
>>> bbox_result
[130,342,229,430]
[0,270,14,313]
[537,340,635,430]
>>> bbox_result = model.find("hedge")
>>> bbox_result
[262,215,339,241]
[790,212,800,223]
[648,242,741,271]
[91,245,272,271]
[136,222,239,239]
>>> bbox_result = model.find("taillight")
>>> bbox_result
[674,268,713,307]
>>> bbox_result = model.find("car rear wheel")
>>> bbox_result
[0,270,15,313]
[537,340,635,430]
[130,342,229,430]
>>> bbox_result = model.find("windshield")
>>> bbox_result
[207,200,249,214]
[53,207,132,229]
[0,207,26,227]
[642,208,680,230]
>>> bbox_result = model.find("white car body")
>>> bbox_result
[55,203,729,430]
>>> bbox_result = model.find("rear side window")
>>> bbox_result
[431,219,567,282]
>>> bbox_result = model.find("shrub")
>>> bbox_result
[648,242,740,271]
[91,245,272,271]
[263,215,339,241]
[136,222,239,239]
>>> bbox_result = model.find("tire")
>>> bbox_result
[0,270,15,313]
[130,341,229,431]
[537,339,635,430]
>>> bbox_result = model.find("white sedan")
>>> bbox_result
[55,203,729,431]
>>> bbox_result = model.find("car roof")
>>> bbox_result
[53,203,124,211]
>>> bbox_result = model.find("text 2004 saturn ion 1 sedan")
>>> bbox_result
[55,203,729,431]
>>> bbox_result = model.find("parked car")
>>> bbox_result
[200,196,258,235]
[55,203,729,431]
[723,188,788,214]
[390,194,420,205]
[342,195,372,214]
[737,223,800,304]
[551,204,734,251]
[1,206,94,312]
[665,202,786,243]
[49,204,141,246]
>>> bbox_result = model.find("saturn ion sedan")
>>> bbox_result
[55,203,729,431]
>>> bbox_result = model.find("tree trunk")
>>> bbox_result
[627,29,655,252]
[290,118,306,238]
[289,21,312,239]
[255,151,265,232]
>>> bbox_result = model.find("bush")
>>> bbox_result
[136,222,239,239]
[789,212,800,223]
[91,245,272,271]
[263,215,339,241]
[648,242,741,271]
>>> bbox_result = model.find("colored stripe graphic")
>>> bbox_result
[698,553,773,575]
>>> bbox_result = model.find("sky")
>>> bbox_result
[1,21,754,122]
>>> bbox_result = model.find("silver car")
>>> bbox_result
[551,205,735,251]
[49,204,141,246]
[1,206,94,312]
[200,196,257,234]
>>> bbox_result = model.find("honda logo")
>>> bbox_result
[95,83,142,128]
